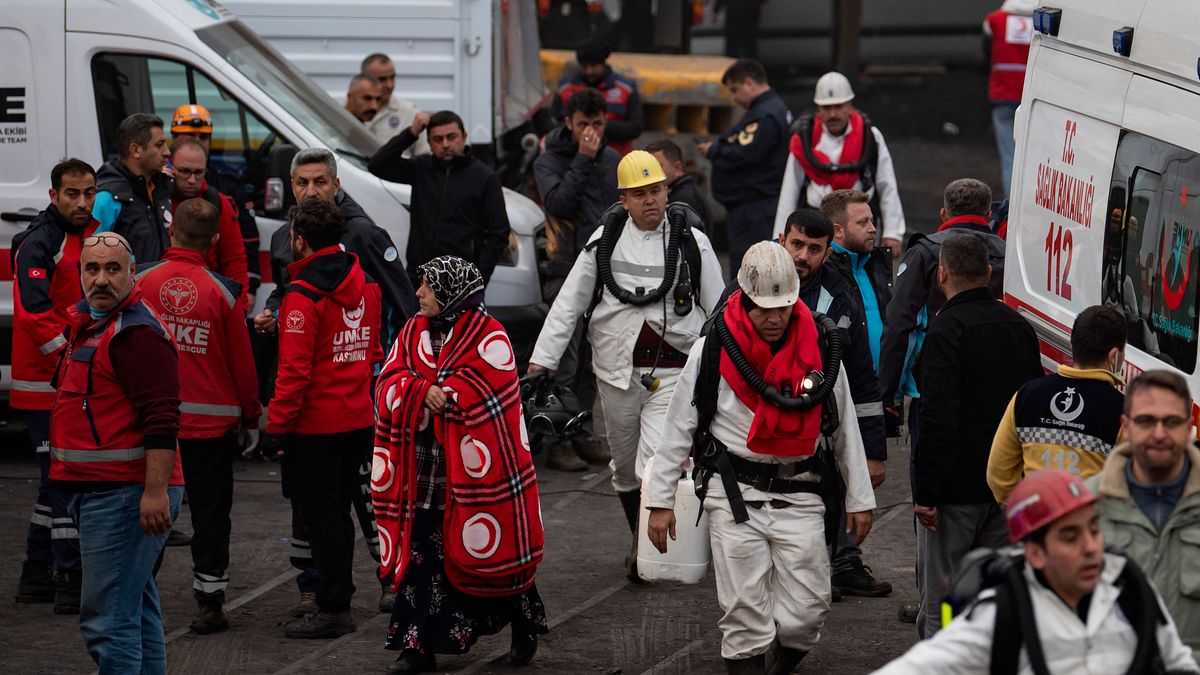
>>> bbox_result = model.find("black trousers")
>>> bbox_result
[284,428,373,614]
[179,433,238,603]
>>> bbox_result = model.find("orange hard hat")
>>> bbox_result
[1006,469,1098,543]
[171,104,213,134]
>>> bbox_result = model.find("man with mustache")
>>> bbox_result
[367,109,511,286]
[51,232,185,673]
[92,113,173,264]
[11,159,97,613]
[1091,370,1200,662]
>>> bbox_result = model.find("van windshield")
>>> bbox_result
[195,20,378,168]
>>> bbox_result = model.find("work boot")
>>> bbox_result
[765,638,807,675]
[724,654,766,674]
[283,610,355,639]
[897,601,919,624]
[290,591,318,618]
[388,650,436,675]
[53,570,81,615]
[14,561,55,603]
[510,630,538,666]
[617,490,645,583]
[379,588,396,614]
[189,597,230,635]
[832,559,893,597]
[166,529,192,547]
[546,441,587,472]
[572,436,610,463]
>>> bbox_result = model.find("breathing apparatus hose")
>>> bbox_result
[713,310,842,410]
[1001,560,1053,675]
[595,204,686,306]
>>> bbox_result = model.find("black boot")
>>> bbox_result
[388,650,436,675]
[765,639,807,675]
[283,610,355,639]
[510,629,538,666]
[54,570,81,615]
[617,491,644,583]
[724,654,766,674]
[190,594,230,635]
[14,561,55,603]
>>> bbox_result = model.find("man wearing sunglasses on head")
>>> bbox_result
[1090,369,1200,663]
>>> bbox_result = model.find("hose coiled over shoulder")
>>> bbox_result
[595,203,686,306]
[713,309,842,410]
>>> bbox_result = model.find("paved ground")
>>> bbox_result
[0,65,1000,673]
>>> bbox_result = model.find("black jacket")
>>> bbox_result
[798,267,887,461]
[879,216,1006,405]
[93,160,173,264]
[208,160,261,294]
[827,245,894,316]
[533,125,620,281]
[914,287,1041,506]
[708,88,791,207]
[367,129,511,284]
[669,173,712,228]
[267,190,416,344]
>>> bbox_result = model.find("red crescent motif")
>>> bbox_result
[371,448,395,491]
[462,513,502,559]
[417,330,437,369]
[519,416,531,452]
[378,526,393,567]
[477,331,516,371]
[459,435,493,478]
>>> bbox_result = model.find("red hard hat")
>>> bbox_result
[1006,469,1098,543]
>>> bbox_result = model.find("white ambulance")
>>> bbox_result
[0,0,546,390]
[1006,0,1200,403]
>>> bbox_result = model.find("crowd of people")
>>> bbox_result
[9,8,1200,673]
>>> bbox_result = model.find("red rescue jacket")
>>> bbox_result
[556,70,638,156]
[136,247,261,439]
[986,9,1033,103]
[49,289,184,485]
[172,183,249,308]
[11,205,97,410]
[268,246,383,435]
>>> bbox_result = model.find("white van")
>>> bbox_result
[0,0,545,387]
[1006,1,1200,402]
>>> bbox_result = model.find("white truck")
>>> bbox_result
[1005,0,1200,406]
[0,0,547,389]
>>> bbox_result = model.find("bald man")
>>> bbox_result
[51,232,186,672]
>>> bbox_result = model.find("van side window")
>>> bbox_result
[91,53,287,212]
[1103,131,1200,373]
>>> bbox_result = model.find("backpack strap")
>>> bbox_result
[1113,551,1167,675]
[990,584,1022,675]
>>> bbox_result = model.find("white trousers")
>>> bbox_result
[596,367,681,493]
[705,490,831,659]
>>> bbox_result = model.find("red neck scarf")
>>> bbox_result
[718,291,824,457]
[789,111,865,190]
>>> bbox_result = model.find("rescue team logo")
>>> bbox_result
[388,115,401,129]
[160,277,199,316]
[1005,15,1033,45]
[285,310,306,333]
[342,298,365,329]
[738,121,759,146]
[462,513,502,560]
[1160,192,1194,312]
[459,435,493,479]
[27,268,46,279]
[1050,387,1084,423]
[477,331,516,371]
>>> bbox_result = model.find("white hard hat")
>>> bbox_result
[737,242,799,309]
[813,71,855,106]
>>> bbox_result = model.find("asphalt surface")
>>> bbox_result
[0,65,1001,673]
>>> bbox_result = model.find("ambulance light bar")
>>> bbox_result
[1033,7,1062,37]
[1113,27,1134,57]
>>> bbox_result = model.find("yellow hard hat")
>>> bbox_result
[617,150,667,190]
[171,104,213,134]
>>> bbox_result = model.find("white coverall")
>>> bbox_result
[771,118,906,243]
[872,553,1199,674]
[646,336,876,659]
[367,96,432,156]
[530,214,724,492]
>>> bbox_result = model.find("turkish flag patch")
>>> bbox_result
[28,268,46,279]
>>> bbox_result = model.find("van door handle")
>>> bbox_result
[2,212,37,223]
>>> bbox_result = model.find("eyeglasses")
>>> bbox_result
[1130,414,1189,430]
[176,167,206,180]
[83,235,133,255]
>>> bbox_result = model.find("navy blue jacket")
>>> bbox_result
[708,89,792,207]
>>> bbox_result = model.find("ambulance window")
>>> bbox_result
[1107,131,1200,373]
[91,53,288,211]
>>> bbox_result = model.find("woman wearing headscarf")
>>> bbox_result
[372,256,547,675]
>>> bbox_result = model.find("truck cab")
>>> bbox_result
[0,0,545,387]
[1006,1,1200,408]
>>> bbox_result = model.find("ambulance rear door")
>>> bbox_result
[1005,44,1127,371]
[0,1,67,381]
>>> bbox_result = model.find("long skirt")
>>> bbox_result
[385,508,548,655]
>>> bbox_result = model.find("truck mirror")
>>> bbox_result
[264,143,298,217]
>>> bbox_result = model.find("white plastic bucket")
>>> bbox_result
[637,456,711,584]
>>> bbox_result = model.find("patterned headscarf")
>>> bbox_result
[419,255,486,330]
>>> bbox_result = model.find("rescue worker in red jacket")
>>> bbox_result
[135,198,261,636]
[169,135,250,308]
[983,0,1035,197]
[261,197,384,640]
[552,39,644,156]
[50,231,184,674]
[11,158,96,612]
